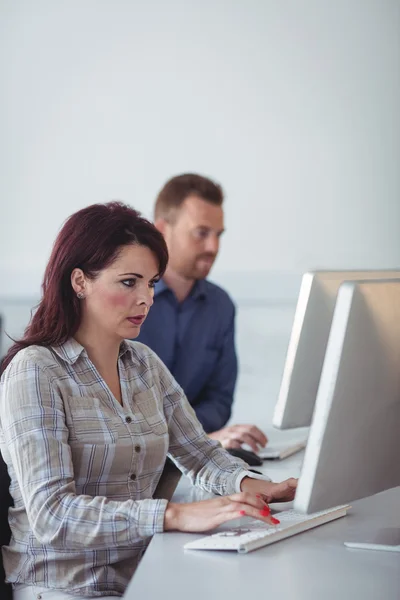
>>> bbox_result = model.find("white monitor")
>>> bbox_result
[294,279,400,518]
[273,269,400,430]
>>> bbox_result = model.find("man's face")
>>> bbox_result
[161,195,224,280]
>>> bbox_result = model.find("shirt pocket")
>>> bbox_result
[67,396,118,444]
[135,386,168,436]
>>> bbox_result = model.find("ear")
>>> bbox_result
[154,218,168,235]
[71,268,87,296]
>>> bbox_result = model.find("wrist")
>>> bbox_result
[240,476,259,493]
[164,502,180,531]
[240,475,272,493]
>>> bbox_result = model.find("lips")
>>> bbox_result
[198,254,215,262]
[127,315,146,326]
[197,255,215,266]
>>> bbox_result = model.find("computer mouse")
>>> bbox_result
[227,447,263,466]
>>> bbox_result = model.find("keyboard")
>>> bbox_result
[184,505,350,554]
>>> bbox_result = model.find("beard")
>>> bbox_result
[189,253,216,279]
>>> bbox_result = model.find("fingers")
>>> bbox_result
[237,504,277,526]
[222,425,268,452]
[226,492,267,509]
[222,432,259,453]
[217,508,277,528]
[231,425,268,448]
[218,493,277,527]
[278,478,298,494]
[243,478,298,503]
[221,439,242,449]
[240,425,268,447]
[286,478,298,487]
[265,478,298,503]
[230,433,260,453]
[174,494,281,533]
[231,503,276,527]
[282,478,298,501]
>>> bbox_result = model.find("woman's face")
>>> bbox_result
[74,244,160,341]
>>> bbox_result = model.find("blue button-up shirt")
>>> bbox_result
[136,279,238,433]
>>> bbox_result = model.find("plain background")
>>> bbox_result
[1,0,399,298]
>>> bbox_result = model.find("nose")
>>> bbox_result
[136,287,154,308]
[205,233,219,255]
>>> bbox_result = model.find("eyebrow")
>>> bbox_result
[119,272,143,278]
[195,226,225,234]
[118,272,160,279]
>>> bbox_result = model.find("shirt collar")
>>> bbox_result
[191,279,208,300]
[154,279,170,297]
[51,338,134,365]
[155,278,208,301]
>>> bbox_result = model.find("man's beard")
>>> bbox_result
[190,253,216,278]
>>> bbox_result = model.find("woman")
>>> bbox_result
[0,202,296,599]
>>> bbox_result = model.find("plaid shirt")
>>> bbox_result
[0,339,252,597]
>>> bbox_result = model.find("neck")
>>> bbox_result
[163,267,196,303]
[74,324,121,373]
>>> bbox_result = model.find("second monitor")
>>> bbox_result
[294,278,400,515]
[273,269,400,430]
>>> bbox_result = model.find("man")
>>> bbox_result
[137,173,267,453]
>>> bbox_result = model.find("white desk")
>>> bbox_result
[124,448,400,600]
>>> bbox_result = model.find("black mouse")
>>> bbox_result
[227,447,263,466]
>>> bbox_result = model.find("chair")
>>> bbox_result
[0,451,13,600]
[153,457,182,501]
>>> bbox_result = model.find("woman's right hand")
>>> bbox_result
[164,492,279,533]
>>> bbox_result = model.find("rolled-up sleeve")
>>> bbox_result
[0,359,167,550]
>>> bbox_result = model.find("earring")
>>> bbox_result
[76,291,85,300]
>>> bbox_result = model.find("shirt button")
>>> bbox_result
[130,473,137,481]
[135,445,141,453]
[125,416,132,423]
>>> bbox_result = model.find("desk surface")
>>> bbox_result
[124,445,400,600]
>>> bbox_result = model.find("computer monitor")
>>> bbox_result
[294,279,400,517]
[273,269,400,430]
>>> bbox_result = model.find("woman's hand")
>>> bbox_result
[240,477,298,503]
[164,492,277,533]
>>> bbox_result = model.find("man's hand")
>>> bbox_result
[209,424,268,453]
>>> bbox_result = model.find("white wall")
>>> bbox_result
[1,0,400,299]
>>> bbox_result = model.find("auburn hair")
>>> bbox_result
[1,201,168,373]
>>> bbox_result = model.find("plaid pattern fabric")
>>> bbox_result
[0,339,250,597]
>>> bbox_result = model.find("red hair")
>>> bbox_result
[1,202,168,373]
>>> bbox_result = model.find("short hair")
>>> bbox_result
[154,173,224,221]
